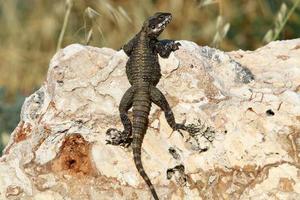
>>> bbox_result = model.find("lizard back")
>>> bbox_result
[106,12,182,200]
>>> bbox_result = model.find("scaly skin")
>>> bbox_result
[106,12,188,200]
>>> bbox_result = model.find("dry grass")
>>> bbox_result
[264,0,300,43]
[0,0,299,98]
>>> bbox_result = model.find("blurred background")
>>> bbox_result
[0,0,299,153]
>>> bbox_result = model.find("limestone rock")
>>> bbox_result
[1,39,300,200]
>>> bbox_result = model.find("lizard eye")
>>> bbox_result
[159,16,164,20]
[151,25,155,29]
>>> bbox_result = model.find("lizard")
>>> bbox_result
[106,12,195,200]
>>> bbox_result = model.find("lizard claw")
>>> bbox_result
[169,41,181,51]
[175,42,181,47]
[164,41,181,51]
[174,124,185,137]
[168,123,185,138]
[172,42,181,51]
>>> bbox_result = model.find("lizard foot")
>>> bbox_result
[168,123,185,138]
[170,123,201,138]
[105,128,132,148]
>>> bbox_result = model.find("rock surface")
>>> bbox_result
[1,39,300,200]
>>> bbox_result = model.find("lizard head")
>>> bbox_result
[142,12,172,38]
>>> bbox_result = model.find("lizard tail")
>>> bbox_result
[132,87,159,200]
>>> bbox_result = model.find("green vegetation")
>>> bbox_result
[0,0,299,153]
[0,87,25,152]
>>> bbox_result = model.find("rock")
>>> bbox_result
[1,39,300,200]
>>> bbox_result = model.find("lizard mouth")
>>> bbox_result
[157,16,172,30]
[147,14,172,36]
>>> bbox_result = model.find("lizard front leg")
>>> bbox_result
[155,39,181,58]
[106,87,133,147]
[122,34,138,56]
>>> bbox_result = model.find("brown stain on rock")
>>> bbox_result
[287,126,300,163]
[51,134,97,176]
[278,177,295,192]
[295,85,300,93]
[292,44,300,50]
[196,70,220,100]
[189,163,298,200]
[49,173,132,200]
[276,55,290,60]
[6,185,22,197]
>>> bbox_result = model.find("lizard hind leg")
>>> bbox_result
[150,86,184,130]
[106,87,134,147]
[150,86,198,136]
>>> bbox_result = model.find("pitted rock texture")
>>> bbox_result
[1,39,300,200]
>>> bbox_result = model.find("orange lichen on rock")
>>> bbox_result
[51,134,97,176]
[14,122,32,143]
